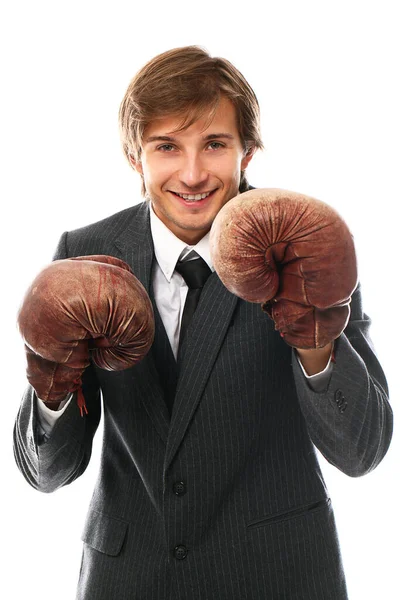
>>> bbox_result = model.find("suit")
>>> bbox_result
[14,200,393,599]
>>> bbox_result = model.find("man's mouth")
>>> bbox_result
[171,190,216,202]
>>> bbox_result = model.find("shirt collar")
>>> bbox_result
[149,202,214,282]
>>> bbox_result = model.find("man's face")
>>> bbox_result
[131,96,254,244]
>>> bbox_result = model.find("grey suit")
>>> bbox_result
[14,201,393,599]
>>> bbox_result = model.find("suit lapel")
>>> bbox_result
[164,273,238,473]
[113,202,153,288]
[112,202,171,443]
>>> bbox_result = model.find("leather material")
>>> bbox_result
[210,188,358,348]
[18,254,155,402]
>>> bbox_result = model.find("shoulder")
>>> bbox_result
[69,201,148,240]
[54,201,150,259]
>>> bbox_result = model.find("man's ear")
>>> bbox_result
[129,154,143,175]
[240,145,256,171]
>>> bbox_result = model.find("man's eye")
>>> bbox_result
[158,144,175,152]
[208,142,224,150]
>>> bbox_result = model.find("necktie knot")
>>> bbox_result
[175,255,211,289]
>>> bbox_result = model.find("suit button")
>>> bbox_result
[174,545,188,560]
[334,389,345,403]
[173,481,186,496]
[334,389,347,410]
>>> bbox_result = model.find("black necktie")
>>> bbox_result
[175,254,212,350]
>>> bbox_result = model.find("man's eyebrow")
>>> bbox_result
[203,133,235,141]
[144,133,235,144]
[145,135,176,144]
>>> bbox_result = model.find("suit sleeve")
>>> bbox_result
[291,283,393,477]
[13,231,102,492]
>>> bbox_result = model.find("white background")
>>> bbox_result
[1,1,398,598]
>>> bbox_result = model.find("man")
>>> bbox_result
[14,46,392,599]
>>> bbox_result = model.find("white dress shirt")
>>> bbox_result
[150,204,213,360]
[36,203,333,435]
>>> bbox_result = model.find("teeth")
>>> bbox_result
[176,192,212,201]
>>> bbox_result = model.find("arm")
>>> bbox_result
[13,231,102,492]
[291,283,393,477]
[13,365,102,492]
[14,231,154,492]
[209,188,392,477]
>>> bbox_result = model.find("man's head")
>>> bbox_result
[119,46,264,243]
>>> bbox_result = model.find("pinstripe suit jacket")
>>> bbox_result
[14,200,393,599]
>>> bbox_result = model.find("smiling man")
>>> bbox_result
[130,95,253,244]
[14,46,392,600]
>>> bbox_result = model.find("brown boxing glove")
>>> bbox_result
[18,255,155,414]
[210,189,358,349]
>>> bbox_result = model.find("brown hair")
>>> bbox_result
[119,46,264,195]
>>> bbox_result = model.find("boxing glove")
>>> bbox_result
[18,255,155,413]
[210,189,358,349]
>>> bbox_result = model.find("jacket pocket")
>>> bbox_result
[247,497,331,530]
[81,509,128,556]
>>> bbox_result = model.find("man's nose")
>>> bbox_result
[178,153,208,188]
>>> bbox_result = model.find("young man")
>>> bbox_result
[14,46,392,599]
